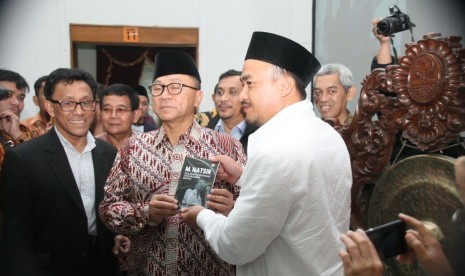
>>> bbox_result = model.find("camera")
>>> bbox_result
[0,87,12,101]
[377,5,413,36]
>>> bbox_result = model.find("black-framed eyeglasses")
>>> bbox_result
[49,99,96,111]
[101,107,133,116]
[148,82,199,97]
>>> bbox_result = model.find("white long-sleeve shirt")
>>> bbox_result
[197,100,352,276]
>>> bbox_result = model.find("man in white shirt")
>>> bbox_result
[182,32,352,276]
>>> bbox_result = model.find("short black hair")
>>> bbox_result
[33,75,48,97]
[44,68,97,100]
[100,83,140,111]
[218,69,241,82]
[0,69,29,93]
[214,69,241,94]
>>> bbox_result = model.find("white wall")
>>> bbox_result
[0,0,314,120]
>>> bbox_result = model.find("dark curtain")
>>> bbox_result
[96,46,197,87]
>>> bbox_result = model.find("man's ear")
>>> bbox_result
[45,100,55,120]
[280,76,293,97]
[347,86,356,101]
[32,96,39,106]
[194,89,204,111]
[133,109,142,124]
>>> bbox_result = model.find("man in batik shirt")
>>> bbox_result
[99,50,246,275]
[21,75,52,136]
[95,83,141,150]
[0,69,38,172]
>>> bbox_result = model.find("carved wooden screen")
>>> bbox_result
[335,33,465,228]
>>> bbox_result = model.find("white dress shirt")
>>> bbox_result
[197,100,352,276]
[56,127,97,235]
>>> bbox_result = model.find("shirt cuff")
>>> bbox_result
[144,204,159,226]
[197,208,216,230]
[235,173,244,187]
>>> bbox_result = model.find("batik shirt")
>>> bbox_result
[99,120,246,275]
[0,125,38,174]
[95,130,137,149]
[21,112,50,136]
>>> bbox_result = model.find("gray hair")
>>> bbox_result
[313,63,354,92]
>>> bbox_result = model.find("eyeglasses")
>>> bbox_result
[148,82,199,97]
[101,107,133,116]
[49,99,96,111]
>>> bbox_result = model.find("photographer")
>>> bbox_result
[371,5,414,71]
[371,17,394,71]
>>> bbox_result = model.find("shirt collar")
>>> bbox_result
[154,119,202,146]
[214,119,246,139]
[55,126,96,153]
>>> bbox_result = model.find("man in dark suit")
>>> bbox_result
[207,69,258,153]
[0,68,120,276]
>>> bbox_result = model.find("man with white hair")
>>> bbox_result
[313,63,356,125]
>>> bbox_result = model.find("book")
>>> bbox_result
[175,156,219,208]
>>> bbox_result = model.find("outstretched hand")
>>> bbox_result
[148,194,180,224]
[211,155,243,185]
[180,206,205,229]
[207,188,234,216]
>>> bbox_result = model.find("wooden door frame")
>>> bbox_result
[69,24,199,67]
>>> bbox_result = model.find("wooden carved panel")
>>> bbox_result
[337,34,465,228]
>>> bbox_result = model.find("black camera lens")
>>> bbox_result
[376,19,392,36]
[376,13,411,36]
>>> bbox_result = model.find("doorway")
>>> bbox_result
[70,24,198,87]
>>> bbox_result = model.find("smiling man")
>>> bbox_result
[207,69,257,153]
[313,63,356,125]
[99,50,246,275]
[96,83,140,149]
[181,32,352,276]
[0,68,120,275]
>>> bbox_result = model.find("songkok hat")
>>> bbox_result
[245,32,320,87]
[152,50,201,84]
[133,85,148,98]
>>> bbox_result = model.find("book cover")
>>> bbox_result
[175,156,219,208]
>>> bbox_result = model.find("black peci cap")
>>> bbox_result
[133,84,148,98]
[244,32,320,87]
[152,50,201,84]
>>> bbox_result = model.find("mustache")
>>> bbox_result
[241,100,251,107]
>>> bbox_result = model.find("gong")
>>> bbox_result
[367,154,462,275]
